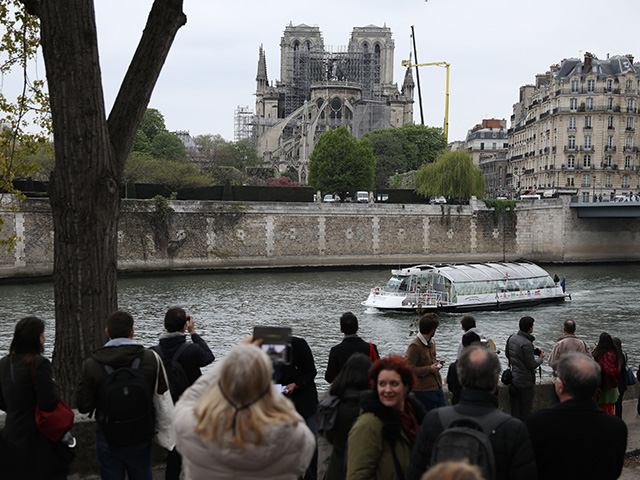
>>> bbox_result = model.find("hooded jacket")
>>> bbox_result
[173,362,315,480]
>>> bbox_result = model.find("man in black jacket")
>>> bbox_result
[525,352,627,480]
[407,345,537,480]
[152,307,215,480]
[325,312,379,383]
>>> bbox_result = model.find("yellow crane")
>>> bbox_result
[402,60,451,142]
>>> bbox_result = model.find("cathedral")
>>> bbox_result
[253,23,415,183]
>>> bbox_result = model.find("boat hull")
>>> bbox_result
[362,295,568,313]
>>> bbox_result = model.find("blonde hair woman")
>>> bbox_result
[173,343,315,479]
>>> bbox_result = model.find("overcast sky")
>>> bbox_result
[88,0,639,143]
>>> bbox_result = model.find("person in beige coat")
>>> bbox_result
[173,342,315,480]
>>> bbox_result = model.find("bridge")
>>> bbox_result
[570,198,640,218]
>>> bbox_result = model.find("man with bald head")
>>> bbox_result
[525,352,627,480]
[408,345,537,480]
[547,319,591,372]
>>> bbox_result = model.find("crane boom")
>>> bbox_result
[402,60,450,142]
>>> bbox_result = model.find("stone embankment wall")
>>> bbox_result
[1,196,639,278]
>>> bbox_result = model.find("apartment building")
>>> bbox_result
[508,53,640,201]
[465,119,508,198]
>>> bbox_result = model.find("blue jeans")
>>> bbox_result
[95,431,152,480]
[414,389,446,413]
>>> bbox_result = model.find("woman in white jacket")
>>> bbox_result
[173,342,315,479]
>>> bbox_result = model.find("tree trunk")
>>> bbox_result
[25,0,186,401]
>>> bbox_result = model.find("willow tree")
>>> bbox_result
[14,0,186,399]
[414,149,485,201]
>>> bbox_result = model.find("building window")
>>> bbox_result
[628,99,635,111]
[492,142,497,150]
[584,135,591,149]
[567,174,575,186]
[626,79,633,91]
[625,156,633,169]
[604,155,613,167]
[567,155,575,168]
[607,79,613,92]
[583,154,591,168]
[608,98,614,110]
[582,192,591,202]
[627,117,634,129]
[480,142,484,150]
[570,98,578,111]
[568,136,576,149]
[587,79,595,92]
[626,136,633,149]
[622,174,630,188]
[569,116,576,129]
[608,116,615,128]
[581,175,591,187]
[605,174,612,187]
[607,136,614,148]
[571,79,579,93]
[584,116,592,128]
[586,98,594,110]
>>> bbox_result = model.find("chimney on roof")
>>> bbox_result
[626,54,634,64]
[584,52,594,73]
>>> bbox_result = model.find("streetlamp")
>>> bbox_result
[592,174,596,202]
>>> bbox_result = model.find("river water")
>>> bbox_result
[0,263,638,392]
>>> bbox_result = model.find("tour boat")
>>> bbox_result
[362,261,569,313]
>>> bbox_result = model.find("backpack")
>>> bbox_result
[96,352,155,448]
[151,343,190,402]
[316,395,341,436]
[430,407,509,480]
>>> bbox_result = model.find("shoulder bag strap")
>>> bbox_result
[369,342,379,362]
[173,342,190,362]
[389,441,406,480]
[505,335,513,367]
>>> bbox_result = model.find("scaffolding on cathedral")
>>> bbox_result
[282,44,382,118]
[234,105,254,142]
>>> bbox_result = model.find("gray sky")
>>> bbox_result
[90,0,640,143]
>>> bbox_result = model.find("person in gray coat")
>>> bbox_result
[505,316,545,420]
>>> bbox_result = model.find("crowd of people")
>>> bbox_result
[0,309,633,480]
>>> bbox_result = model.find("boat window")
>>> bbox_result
[386,275,409,292]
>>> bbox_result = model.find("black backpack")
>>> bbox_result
[96,352,155,447]
[151,343,190,402]
[316,395,341,436]
[430,407,509,480]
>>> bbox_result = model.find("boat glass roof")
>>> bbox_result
[436,262,550,283]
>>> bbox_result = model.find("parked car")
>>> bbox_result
[323,194,336,203]
[430,196,447,204]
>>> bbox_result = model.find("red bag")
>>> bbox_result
[30,357,75,442]
[35,399,75,442]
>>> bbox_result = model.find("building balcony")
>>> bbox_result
[605,146,616,152]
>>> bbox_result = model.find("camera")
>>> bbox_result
[253,326,292,366]
[534,347,542,356]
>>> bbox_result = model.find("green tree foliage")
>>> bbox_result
[218,139,260,171]
[364,124,446,188]
[151,131,186,161]
[0,1,50,251]
[308,126,375,197]
[131,129,152,156]
[414,150,485,200]
[194,133,227,156]
[139,107,167,143]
